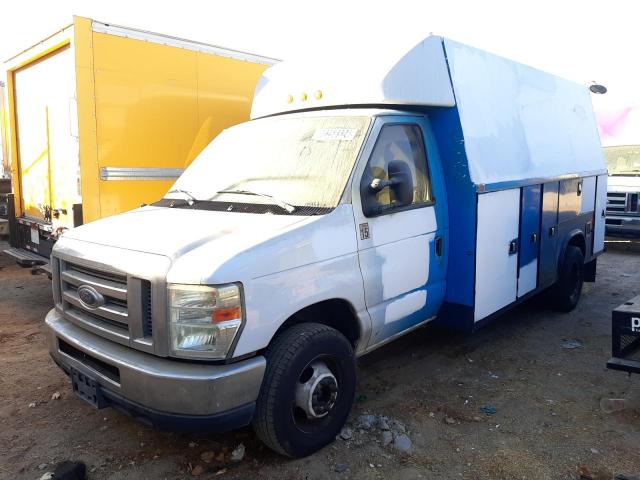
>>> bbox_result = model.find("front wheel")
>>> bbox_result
[252,323,356,458]
[552,245,585,312]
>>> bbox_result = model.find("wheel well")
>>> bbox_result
[567,233,586,257]
[273,299,361,348]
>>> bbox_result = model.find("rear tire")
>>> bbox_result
[552,245,584,312]
[252,323,356,458]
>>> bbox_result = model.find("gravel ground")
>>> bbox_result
[1,238,639,480]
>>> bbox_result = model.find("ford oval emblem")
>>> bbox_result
[77,285,106,310]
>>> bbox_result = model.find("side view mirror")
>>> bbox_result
[362,160,413,216]
[386,160,413,206]
[369,177,397,193]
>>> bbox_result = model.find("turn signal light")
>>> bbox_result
[213,306,242,323]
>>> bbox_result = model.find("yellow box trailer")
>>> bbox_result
[2,16,276,265]
[1,80,13,236]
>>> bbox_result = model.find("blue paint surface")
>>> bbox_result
[539,182,560,288]
[427,106,477,308]
[362,115,449,344]
[518,185,541,291]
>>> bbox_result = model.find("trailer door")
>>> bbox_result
[13,44,78,227]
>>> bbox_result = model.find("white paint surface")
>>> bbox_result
[593,174,607,254]
[444,39,606,186]
[607,175,640,192]
[580,176,596,214]
[251,36,454,119]
[384,290,427,325]
[475,189,520,321]
[517,260,537,298]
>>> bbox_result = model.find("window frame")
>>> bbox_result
[359,121,436,218]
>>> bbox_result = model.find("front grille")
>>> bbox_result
[606,192,627,213]
[61,261,129,337]
[607,191,640,215]
[141,280,153,337]
[55,258,155,351]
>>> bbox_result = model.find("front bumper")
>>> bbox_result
[606,215,640,236]
[46,309,266,432]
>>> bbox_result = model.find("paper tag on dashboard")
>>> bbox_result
[312,128,357,141]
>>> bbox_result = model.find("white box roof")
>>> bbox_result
[250,35,455,119]
[444,39,606,186]
[251,35,606,185]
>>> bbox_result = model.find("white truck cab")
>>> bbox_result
[46,36,607,457]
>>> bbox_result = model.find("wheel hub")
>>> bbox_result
[294,361,338,419]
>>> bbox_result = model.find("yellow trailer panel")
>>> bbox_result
[0,81,9,177]
[3,17,277,261]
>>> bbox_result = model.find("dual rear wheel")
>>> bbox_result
[552,245,585,312]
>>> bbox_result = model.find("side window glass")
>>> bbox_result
[360,124,433,217]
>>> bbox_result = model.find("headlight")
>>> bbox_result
[168,283,243,359]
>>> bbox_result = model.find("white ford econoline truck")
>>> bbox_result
[46,36,607,457]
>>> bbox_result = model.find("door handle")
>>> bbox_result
[508,239,518,255]
[549,226,556,237]
[530,233,538,244]
[435,236,443,257]
[601,209,606,218]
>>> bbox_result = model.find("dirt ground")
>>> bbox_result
[1,238,640,480]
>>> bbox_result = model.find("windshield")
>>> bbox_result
[166,115,371,212]
[605,144,640,175]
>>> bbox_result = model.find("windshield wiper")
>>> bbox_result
[166,189,200,206]
[214,190,297,213]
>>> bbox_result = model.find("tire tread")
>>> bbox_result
[253,323,338,456]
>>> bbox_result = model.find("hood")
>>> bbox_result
[60,204,359,285]
[62,206,309,259]
[608,175,640,191]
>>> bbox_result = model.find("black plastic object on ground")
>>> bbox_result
[52,461,87,480]
[607,295,640,374]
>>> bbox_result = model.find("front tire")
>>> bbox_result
[252,323,356,458]
[552,245,585,312]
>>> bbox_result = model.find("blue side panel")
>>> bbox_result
[427,106,477,308]
[558,179,581,223]
[519,185,541,268]
[539,182,560,288]
[518,185,541,296]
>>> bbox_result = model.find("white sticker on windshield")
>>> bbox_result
[312,128,357,141]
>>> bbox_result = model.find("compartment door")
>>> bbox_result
[13,44,78,226]
[475,189,520,321]
[539,182,560,288]
[593,174,607,254]
[517,185,541,297]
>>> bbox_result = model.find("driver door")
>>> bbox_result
[352,115,447,348]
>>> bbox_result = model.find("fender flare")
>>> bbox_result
[557,228,586,273]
